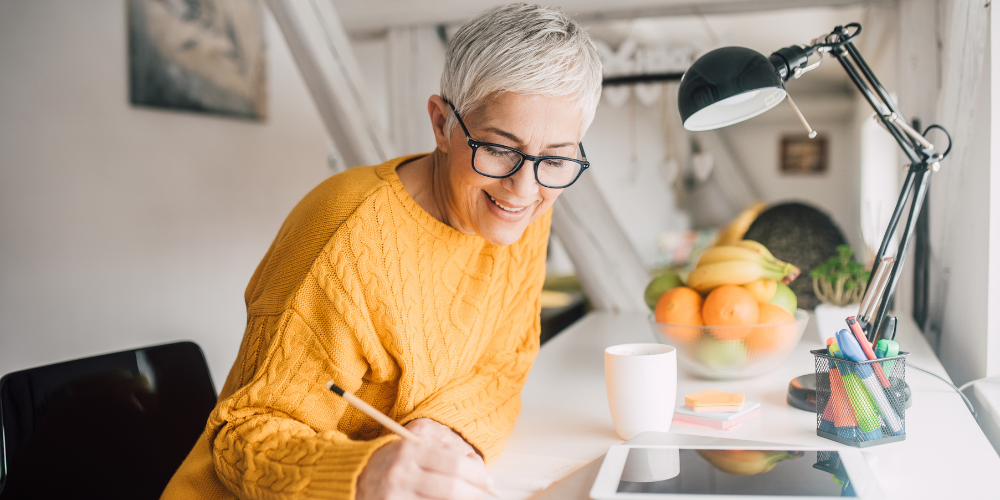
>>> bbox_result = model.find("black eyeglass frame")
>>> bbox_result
[445,100,590,189]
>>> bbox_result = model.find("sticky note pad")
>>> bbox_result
[673,401,761,430]
[684,389,745,412]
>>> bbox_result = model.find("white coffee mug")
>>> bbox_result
[605,343,677,440]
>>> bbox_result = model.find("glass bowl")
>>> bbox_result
[650,309,809,380]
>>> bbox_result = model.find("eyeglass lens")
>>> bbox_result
[473,145,584,188]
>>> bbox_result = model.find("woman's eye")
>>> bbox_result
[541,159,565,168]
[485,146,515,158]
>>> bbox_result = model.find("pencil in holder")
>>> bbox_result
[812,349,908,447]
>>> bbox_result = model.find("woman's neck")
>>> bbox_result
[397,150,456,229]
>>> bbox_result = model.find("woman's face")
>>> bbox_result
[430,92,584,246]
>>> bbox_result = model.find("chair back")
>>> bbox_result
[0,342,216,499]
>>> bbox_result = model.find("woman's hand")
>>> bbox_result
[356,435,492,500]
[404,418,482,462]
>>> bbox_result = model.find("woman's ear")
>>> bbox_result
[427,95,450,153]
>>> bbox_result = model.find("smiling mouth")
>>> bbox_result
[487,193,528,213]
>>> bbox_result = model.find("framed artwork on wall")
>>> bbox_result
[780,134,828,174]
[128,0,267,120]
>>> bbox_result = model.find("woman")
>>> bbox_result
[161,4,602,499]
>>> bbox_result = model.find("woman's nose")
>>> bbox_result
[504,161,540,198]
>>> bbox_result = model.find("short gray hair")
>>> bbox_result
[440,3,602,138]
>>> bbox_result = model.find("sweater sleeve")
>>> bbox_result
[207,306,398,499]
[401,218,548,464]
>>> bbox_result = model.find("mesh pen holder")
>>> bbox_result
[812,349,909,447]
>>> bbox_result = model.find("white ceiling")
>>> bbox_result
[334,0,879,95]
[331,0,874,35]
[583,5,872,94]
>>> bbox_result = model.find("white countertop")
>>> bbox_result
[496,311,1000,499]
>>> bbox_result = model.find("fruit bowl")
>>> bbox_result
[650,309,809,380]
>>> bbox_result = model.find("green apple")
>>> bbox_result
[644,272,684,310]
[770,282,797,314]
[696,336,747,369]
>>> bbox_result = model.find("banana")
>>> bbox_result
[698,246,798,277]
[697,246,783,269]
[742,278,778,302]
[714,202,767,246]
[692,242,801,292]
[686,260,788,293]
[734,240,801,283]
[734,239,776,260]
[697,449,804,476]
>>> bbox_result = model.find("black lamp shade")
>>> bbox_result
[678,47,786,131]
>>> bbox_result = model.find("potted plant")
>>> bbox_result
[811,245,870,340]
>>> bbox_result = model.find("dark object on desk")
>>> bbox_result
[0,342,216,499]
[540,291,588,345]
[743,202,849,311]
[786,373,911,413]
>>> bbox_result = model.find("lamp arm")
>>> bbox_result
[869,170,932,338]
[827,45,924,164]
[778,24,949,341]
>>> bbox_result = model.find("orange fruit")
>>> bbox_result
[654,287,704,325]
[654,287,704,343]
[758,301,796,324]
[746,302,797,352]
[702,285,759,340]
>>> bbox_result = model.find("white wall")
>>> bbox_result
[0,1,331,389]
[930,58,993,384]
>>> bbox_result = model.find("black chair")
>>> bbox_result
[0,342,217,500]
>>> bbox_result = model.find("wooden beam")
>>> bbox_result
[552,173,651,313]
[698,130,761,213]
[266,0,396,169]
[386,26,446,155]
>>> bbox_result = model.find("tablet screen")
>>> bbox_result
[617,448,855,497]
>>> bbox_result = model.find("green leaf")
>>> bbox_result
[812,245,869,294]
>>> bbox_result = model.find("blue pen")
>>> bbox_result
[835,329,867,362]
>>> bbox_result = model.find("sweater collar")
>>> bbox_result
[377,154,490,249]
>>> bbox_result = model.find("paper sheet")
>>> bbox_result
[488,454,588,500]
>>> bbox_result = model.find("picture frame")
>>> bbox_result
[128,0,267,120]
[780,134,828,174]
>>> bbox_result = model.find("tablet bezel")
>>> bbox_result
[590,444,883,500]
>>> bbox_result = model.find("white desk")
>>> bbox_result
[497,312,1000,499]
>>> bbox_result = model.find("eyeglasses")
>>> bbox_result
[446,100,589,189]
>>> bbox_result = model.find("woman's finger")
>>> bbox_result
[414,444,490,489]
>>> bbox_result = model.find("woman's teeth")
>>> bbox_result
[489,194,526,213]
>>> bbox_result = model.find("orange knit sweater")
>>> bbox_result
[160,155,548,499]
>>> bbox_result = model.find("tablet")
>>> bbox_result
[590,445,882,499]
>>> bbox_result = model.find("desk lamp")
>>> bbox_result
[677,23,951,345]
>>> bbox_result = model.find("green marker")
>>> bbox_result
[876,339,900,375]
[834,360,884,441]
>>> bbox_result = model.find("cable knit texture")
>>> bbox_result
[160,154,548,499]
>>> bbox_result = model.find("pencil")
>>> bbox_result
[326,381,500,497]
